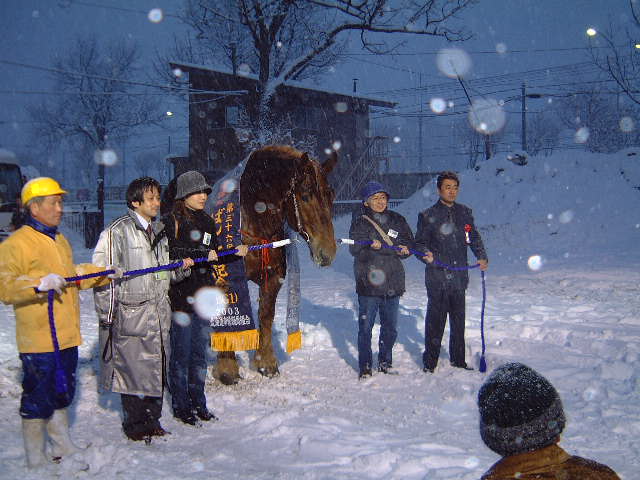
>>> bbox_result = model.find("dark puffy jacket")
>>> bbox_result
[348,206,414,297]
[414,200,487,291]
[163,210,240,313]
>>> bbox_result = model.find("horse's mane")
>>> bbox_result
[248,145,304,163]
[242,145,311,197]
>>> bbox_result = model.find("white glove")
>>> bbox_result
[107,265,124,279]
[37,273,66,295]
[208,250,219,262]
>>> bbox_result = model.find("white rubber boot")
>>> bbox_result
[22,418,48,469]
[46,408,83,460]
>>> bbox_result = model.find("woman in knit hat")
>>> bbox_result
[163,171,249,425]
[478,362,620,479]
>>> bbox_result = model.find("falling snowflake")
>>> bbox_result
[368,269,386,286]
[429,98,447,114]
[254,202,267,214]
[172,312,191,327]
[468,98,506,135]
[334,102,348,113]
[193,287,228,319]
[574,127,590,144]
[436,48,472,78]
[148,8,163,23]
[527,255,543,271]
[619,116,635,133]
[94,149,118,167]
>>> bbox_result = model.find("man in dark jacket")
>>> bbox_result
[478,362,620,479]
[349,181,414,378]
[414,171,487,373]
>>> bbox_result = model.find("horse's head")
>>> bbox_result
[287,151,338,267]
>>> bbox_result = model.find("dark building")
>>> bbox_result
[168,63,395,201]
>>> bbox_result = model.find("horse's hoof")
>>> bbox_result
[257,366,280,378]
[219,373,239,386]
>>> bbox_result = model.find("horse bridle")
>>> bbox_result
[287,175,311,244]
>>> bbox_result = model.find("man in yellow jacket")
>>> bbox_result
[0,177,112,469]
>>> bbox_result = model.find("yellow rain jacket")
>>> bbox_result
[0,225,109,353]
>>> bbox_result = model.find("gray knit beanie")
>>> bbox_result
[175,171,212,200]
[478,362,566,457]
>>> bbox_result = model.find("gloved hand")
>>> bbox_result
[235,244,249,257]
[208,250,219,262]
[37,273,66,295]
[107,265,124,279]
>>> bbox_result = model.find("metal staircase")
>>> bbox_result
[335,136,388,201]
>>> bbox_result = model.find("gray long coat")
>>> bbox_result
[93,210,188,397]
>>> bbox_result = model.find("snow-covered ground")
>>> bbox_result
[1,149,638,478]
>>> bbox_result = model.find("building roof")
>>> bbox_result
[170,62,396,109]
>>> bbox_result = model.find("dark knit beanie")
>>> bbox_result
[360,181,389,202]
[175,171,212,200]
[478,362,566,457]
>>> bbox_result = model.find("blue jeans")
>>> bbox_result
[357,295,399,373]
[19,347,78,419]
[169,313,210,414]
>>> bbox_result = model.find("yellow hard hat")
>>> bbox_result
[21,177,68,205]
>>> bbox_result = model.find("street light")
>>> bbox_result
[500,85,546,152]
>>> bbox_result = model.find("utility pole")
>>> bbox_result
[418,72,423,170]
[121,137,126,187]
[230,42,237,76]
[521,82,527,152]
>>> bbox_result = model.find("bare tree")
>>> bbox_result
[555,87,640,153]
[526,111,561,157]
[589,1,640,105]
[28,36,164,227]
[161,0,476,137]
[453,116,505,169]
[133,149,168,179]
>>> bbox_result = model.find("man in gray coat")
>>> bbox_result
[93,177,193,442]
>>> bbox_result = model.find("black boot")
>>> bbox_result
[174,409,199,426]
[194,406,218,422]
[452,362,473,371]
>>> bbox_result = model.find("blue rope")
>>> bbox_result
[479,271,487,372]
[47,290,68,394]
[45,241,285,393]
[345,239,487,372]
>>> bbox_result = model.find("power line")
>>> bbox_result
[0,59,248,97]
[58,0,181,20]
[341,45,617,56]
[369,61,603,97]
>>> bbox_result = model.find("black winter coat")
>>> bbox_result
[162,210,240,313]
[349,206,414,297]
[414,200,487,291]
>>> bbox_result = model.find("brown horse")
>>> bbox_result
[216,145,338,384]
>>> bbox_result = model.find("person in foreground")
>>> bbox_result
[414,171,488,373]
[164,171,248,425]
[349,181,413,378]
[93,177,193,443]
[478,362,620,479]
[0,177,111,468]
